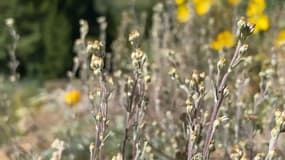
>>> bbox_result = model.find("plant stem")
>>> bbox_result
[203,41,241,159]
[265,131,280,160]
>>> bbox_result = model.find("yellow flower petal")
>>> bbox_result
[246,0,266,17]
[193,0,212,15]
[176,4,190,23]
[211,41,222,51]
[275,30,285,47]
[176,0,186,5]
[248,14,269,32]
[211,31,235,51]
[64,90,81,106]
[256,14,269,31]
[220,31,235,47]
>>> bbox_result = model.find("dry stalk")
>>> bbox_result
[203,18,255,159]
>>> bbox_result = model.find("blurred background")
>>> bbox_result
[0,0,154,79]
[1,0,285,159]
[0,0,284,79]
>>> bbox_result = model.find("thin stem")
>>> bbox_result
[122,119,129,160]
[265,131,280,160]
[203,41,242,159]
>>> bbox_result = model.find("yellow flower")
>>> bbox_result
[248,14,269,32]
[211,31,235,51]
[64,90,81,106]
[176,4,190,23]
[193,0,212,15]
[176,0,186,5]
[228,0,241,6]
[275,30,285,47]
[246,0,269,33]
[246,0,266,17]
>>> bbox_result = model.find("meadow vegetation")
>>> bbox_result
[1,0,285,160]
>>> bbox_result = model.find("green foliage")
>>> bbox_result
[0,0,154,79]
[0,0,71,78]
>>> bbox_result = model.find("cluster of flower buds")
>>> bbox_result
[131,48,147,70]
[128,31,148,77]
[168,67,179,80]
[90,55,104,75]
[274,109,285,132]
[213,116,229,129]
[230,145,243,160]
[128,30,140,45]
[88,40,105,75]
[87,40,104,56]
[88,88,102,101]
[253,153,265,160]
[185,70,206,94]
[185,97,193,113]
[126,76,134,96]
[111,153,123,160]
[51,139,65,160]
[237,17,255,41]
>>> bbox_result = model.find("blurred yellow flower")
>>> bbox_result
[177,4,190,23]
[193,0,212,15]
[211,31,235,51]
[246,0,269,33]
[275,30,285,47]
[176,0,186,5]
[64,90,81,106]
[228,0,241,6]
[246,0,265,17]
[248,14,269,32]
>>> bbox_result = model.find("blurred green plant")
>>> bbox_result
[0,0,154,79]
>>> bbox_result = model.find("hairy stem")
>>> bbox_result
[203,41,241,159]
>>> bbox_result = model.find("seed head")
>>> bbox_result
[129,31,140,45]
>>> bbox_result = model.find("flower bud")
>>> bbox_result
[89,142,95,153]
[144,75,151,83]
[90,55,104,74]
[237,17,255,40]
[87,40,104,55]
[239,44,248,55]
[217,57,226,70]
[192,70,199,82]
[128,31,140,45]
[223,87,230,97]
[253,153,265,160]
[168,68,178,80]
[5,18,14,27]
